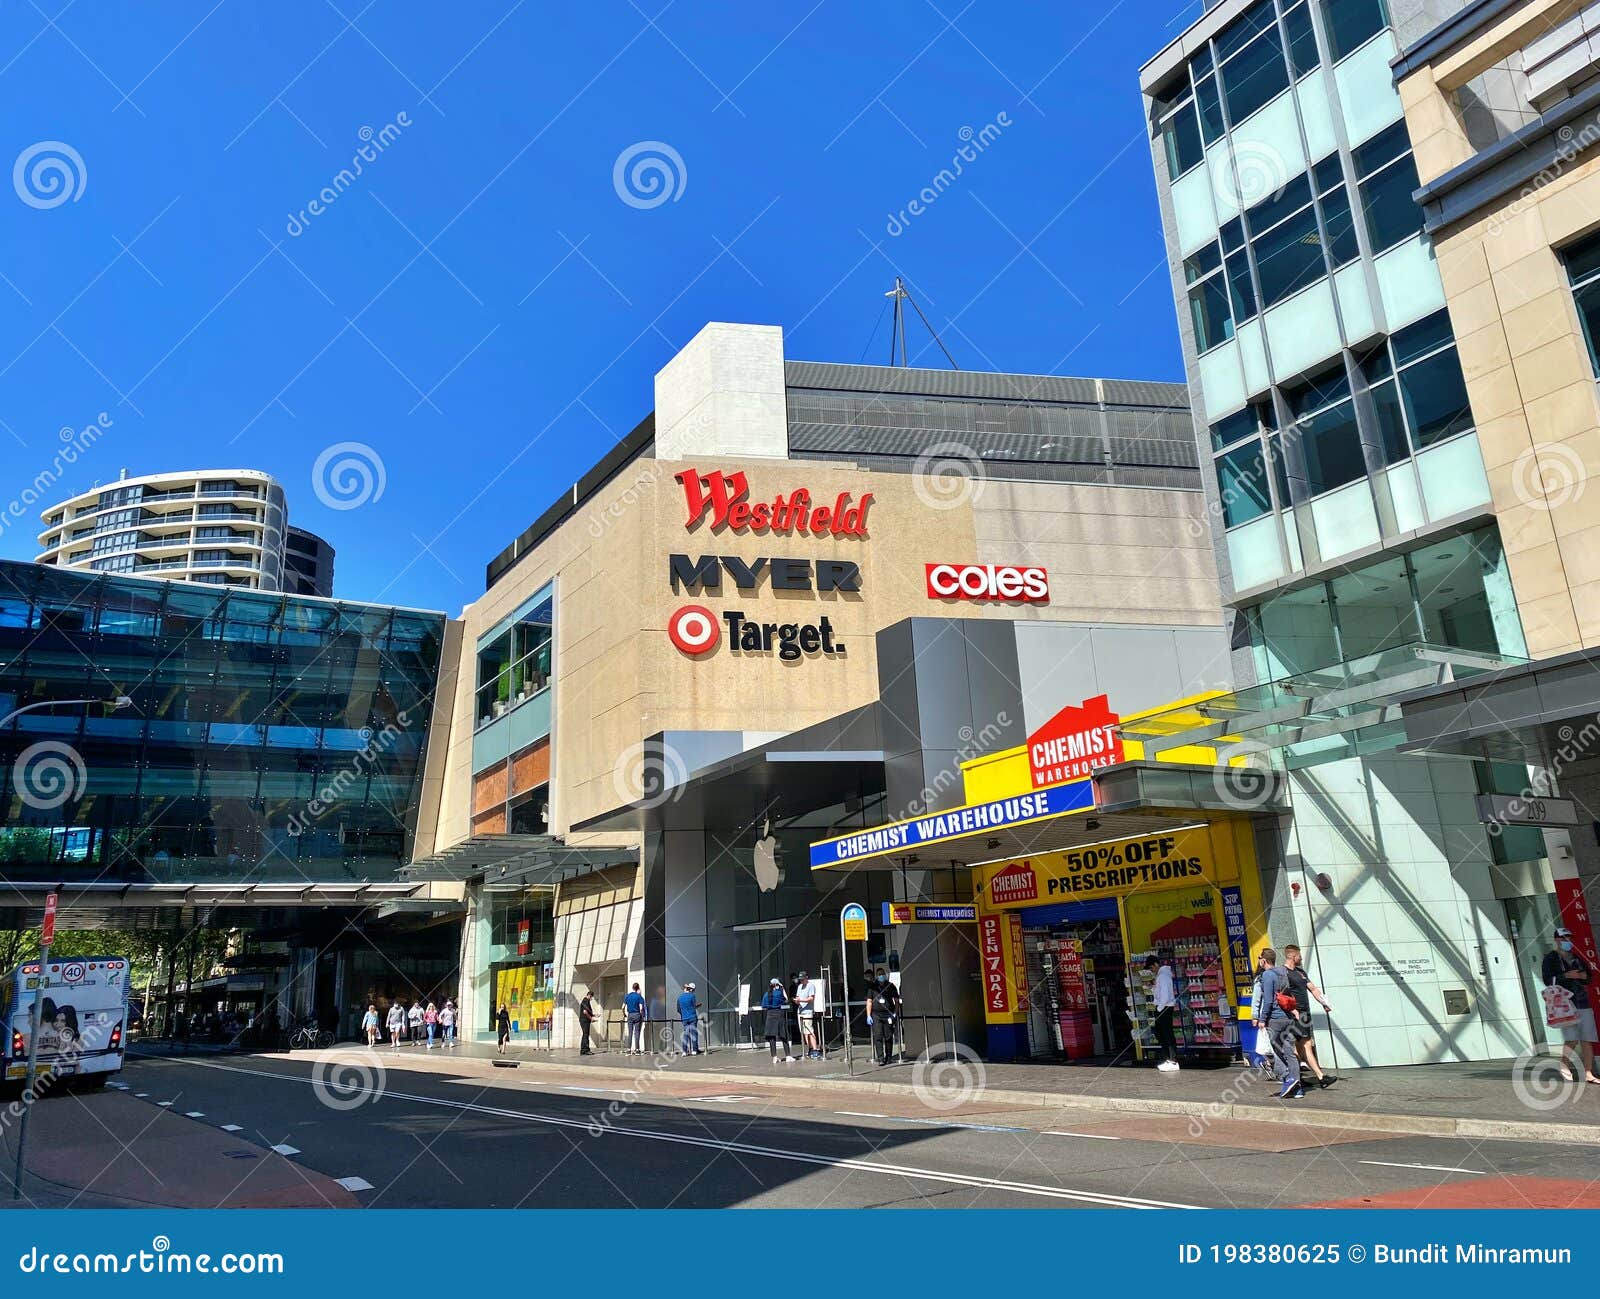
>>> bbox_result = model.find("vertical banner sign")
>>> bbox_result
[41,892,56,947]
[1056,940,1087,1012]
[1007,914,1029,1012]
[1220,885,1251,1011]
[980,914,1009,1013]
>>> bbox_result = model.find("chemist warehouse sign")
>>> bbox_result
[973,827,1236,909]
[809,782,1095,870]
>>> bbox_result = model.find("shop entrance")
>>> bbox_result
[1018,899,1132,1062]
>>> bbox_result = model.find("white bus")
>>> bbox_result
[1,957,130,1090]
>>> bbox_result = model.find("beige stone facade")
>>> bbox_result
[1399,0,1600,658]
[428,452,1223,851]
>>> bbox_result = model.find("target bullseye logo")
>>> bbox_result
[667,604,720,656]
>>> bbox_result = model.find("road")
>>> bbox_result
[89,1048,1600,1210]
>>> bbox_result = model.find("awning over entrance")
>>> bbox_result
[401,833,638,888]
[1394,643,1600,764]
[809,760,1289,872]
[0,880,427,930]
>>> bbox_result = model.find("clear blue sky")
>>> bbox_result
[0,1,1204,614]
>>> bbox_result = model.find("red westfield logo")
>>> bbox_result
[988,860,1038,904]
[676,468,873,537]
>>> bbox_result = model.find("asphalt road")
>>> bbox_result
[102,1049,1600,1209]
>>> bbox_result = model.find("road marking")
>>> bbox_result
[335,1176,374,1192]
[179,1060,1198,1209]
[220,1124,243,1132]
[561,1085,625,1094]
[835,1110,887,1119]
[682,1094,760,1103]
[1360,1160,1485,1176]
[270,1144,301,1157]
[184,1111,205,1118]
[1044,1131,1122,1141]
[134,1093,149,1098]
[107,1082,129,1090]
[157,1101,173,1107]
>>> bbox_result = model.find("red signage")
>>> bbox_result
[925,562,1048,603]
[1028,695,1125,789]
[988,860,1038,905]
[41,892,56,947]
[980,914,1009,1013]
[676,469,873,537]
[667,605,721,655]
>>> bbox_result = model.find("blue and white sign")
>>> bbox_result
[810,780,1095,870]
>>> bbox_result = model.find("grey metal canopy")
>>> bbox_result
[400,833,638,887]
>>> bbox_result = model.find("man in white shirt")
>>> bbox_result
[795,971,819,1059]
[1146,952,1180,1072]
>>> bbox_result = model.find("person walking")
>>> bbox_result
[361,1003,379,1048]
[1147,951,1180,1072]
[440,1000,457,1048]
[407,999,423,1045]
[1282,945,1337,1089]
[760,978,796,1064]
[795,971,820,1059]
[1543,927,1600,1084]
[424,1000,439,1049]
[385,1001,405,1049]
[1244,952,1274,1076]
[578,990,597,1055]
[869,969,900,1066]
[676,982,702,1055]
[1254,947,1304,1100]
[623,982,646,1055]
[496,1003,511,1055]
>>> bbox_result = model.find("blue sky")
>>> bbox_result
[0,1,1204,614]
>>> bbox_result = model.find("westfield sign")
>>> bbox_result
[676,468,873,537]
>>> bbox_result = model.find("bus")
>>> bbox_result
[1,957,130,1090]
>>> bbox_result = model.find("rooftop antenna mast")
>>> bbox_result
[884,276,959,370]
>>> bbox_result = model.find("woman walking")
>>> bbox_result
[761,977,796,1064]
[361,1003,379,1048]
[496,1003,512,1055]
[407,999,423,1045]
[386,1001,405,1049]
[424,1001,439,1049]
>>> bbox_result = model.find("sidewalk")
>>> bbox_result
[351,1033,1600,1146]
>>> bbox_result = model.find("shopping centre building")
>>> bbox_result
[403,321,1232,1046]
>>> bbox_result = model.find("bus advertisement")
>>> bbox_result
[2,957,130,1089]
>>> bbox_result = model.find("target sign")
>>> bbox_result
[667,605,720,655]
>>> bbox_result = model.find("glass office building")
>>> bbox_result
[0,559,444,883]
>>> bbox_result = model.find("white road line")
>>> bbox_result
[335,1176,374,1192]
[157,1101,173,1107]
[220,1125,243,1132]
[1044,1131,1122,1141]
[834,1110,887,1118]
[1360,1160,1485,1176]
[177,1059,1199,1209]
[134,1093,149,1098]
[184,1111,205,1118]
[270,1144,301,1157]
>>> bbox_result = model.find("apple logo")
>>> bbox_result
[752,822,782,892]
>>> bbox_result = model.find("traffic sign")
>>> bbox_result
[841,902,867,942]
[41,892,57,947]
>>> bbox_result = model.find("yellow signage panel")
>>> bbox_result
[974,826,1238,910]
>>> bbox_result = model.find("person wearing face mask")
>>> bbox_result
[1543,927,1600,1084]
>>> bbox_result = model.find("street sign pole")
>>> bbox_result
[839,903,868,1076]
[14,892,56,1200]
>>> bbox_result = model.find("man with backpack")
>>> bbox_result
[1253,947,1304,1100]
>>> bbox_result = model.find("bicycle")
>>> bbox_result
[288,1022,335,1050]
